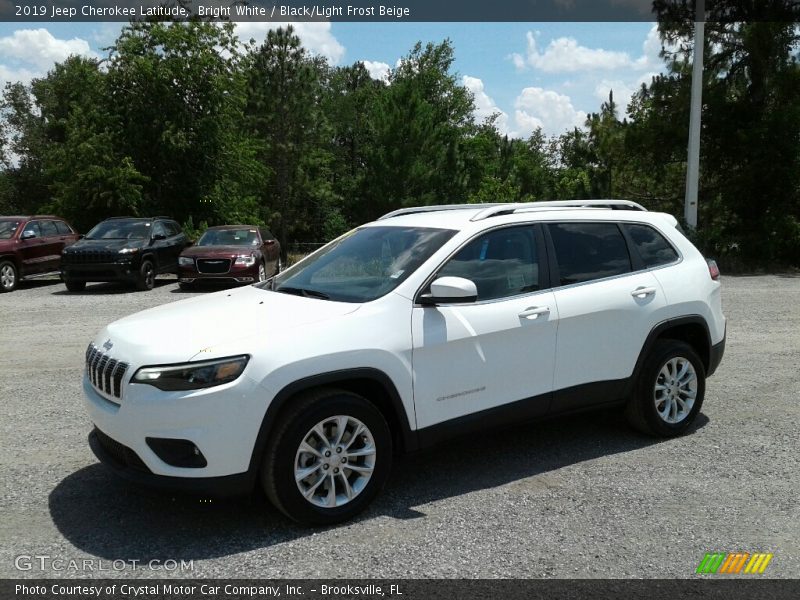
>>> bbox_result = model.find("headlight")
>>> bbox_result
[119,247,140,255]
[132,355,249,391]
[178,256,194,266]
[234,254,256,266]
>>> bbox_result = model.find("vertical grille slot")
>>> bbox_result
[85,343,129,400]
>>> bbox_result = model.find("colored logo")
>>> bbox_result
[696,552,773,574]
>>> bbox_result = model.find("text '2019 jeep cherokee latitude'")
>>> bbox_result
[82,201,725,525]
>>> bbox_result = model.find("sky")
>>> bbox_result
[0,21,671,138]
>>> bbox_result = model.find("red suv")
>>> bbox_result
[0,215,80,292]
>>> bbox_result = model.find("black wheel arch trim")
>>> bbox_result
[247,368,417,484]
[626,315,716,397]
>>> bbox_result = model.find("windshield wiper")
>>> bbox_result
[274,286,330,300]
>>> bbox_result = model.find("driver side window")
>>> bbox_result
[436,226,540,301]
[151,222,166,238]
[22,221,41,239]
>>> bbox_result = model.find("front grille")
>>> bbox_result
[196,258,231,274]
[64,250,119,265]
[94,428,150,472]
[85,344,128,400]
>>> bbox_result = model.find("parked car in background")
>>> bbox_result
[177,225,281,289]
[61,217,187,292]
[0,215,80,293]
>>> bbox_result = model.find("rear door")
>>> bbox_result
[411,224,559,431]
[545,221,666,412]
[38,220,63,272]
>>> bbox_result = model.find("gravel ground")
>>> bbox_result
[0,274,798,579]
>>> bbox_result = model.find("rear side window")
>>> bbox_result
[40,220,58,237]
[436,225,540,301]
[624,223,679,268]
[55,221,73,235]
[548,222,631,286]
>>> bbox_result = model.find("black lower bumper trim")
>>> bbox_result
[708,334,726,377]
[88,429,255,498]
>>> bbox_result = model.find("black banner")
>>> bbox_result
[3,579,800,600]
[2,0,800,23]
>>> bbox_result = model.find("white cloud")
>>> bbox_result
[462,75,511,135]
[234,22,345,65]
[0,29,97,72]
[593,71,657,109]
[362,60,390,81]
[514,87,586,137]
[513,31,635,73]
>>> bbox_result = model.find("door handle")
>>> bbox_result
[631,286,657,298]
[519,306,550,320]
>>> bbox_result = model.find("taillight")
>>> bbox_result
[707,259,720,280]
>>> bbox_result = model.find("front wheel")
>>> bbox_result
[0,260,18,293]
[64,279,86,293]
[261,389,392,526]
[257,262,267,283]
[625,340,705,437]
[135,260,155,291]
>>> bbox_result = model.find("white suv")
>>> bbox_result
[83,201,725,525]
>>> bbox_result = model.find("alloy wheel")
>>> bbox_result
[294,415,376,508]
[654,356,697,424]
[0,264,16,291]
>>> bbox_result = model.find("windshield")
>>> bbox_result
[197,228,259,247]
[86,220,150,240]
[260,225,456,303]
[0,220,21,240]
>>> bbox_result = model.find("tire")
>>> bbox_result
[261,388,392,526]
[0,260,18,293]
[135,259,155,291]
[257,262,267,283]
[625,339,706,437]
[64,279,86,293]
[275,257,282,276]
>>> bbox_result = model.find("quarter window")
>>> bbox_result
[624,223,679,268]
[436,226,540,301]
[54,221,73,235]
[548,222,631,286]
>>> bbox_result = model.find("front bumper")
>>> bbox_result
[178,262,258,284]
[82,371,268,490]
[88,429,254,497]
[62,262,138,283]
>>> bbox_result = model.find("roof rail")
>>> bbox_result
[378,200,646,222]
[469,199,646,221]
[378,203,508,220]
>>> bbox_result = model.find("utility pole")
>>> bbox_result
[684,0,705,229]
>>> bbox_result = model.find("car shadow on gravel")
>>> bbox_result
[50,279,177,295]
[48,411,708,563]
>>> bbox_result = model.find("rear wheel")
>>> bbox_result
[625,339,705,436]
[0,260,18,293]
[261,388,392,526]
[64,279,86,293]
[135,259,155,291]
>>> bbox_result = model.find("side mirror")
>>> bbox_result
[265,239,275,245]
[419,276,478,305]
[152,233,167,241]
[21,230,37,240]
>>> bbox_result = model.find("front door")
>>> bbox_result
[412,224,558,431]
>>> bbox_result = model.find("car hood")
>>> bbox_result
[68,238,147,252]
[181,245,256,258]
[96,285,360,364]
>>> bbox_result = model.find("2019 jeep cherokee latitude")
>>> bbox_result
[82,201,725,525]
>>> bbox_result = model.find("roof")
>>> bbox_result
[0,215,63,220]
[368,200,676,232]
[206,224,259,231]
